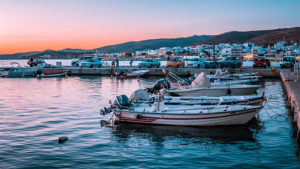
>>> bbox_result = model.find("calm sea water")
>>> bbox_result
[0,76,299,168]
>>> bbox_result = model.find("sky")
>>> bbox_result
[0,0,299,54]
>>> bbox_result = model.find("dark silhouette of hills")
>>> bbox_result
[193,27,300,45]
[95,35,212,53]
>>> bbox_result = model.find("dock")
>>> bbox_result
[280,70,300,138]
[44,66,280,78]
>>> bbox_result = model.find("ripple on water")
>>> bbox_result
[0,77,299,168]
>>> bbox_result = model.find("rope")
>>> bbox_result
[263,99,290,124]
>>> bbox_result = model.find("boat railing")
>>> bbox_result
[164,69,190,86]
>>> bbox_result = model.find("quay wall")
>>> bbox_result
[280,70,300,137]
[49,66,280,77]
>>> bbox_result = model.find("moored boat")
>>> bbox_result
[117,70,149,79]
[4,62,38,78]
[162,72,259,97]
[36,69,69,78]
[110,94,263,126]
[101,89,264,126]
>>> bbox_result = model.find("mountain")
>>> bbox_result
[95,35,212,53]
[0,49,93,60]
[246,27,300,45]
[192,27,300,46]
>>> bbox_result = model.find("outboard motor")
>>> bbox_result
[146,79,170,94]
[116,95,131,108]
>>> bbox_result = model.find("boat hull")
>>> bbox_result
[116,107,261,126]
[39,69,68,77]
[7,68,37,78]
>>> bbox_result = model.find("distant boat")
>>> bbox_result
[3,62,38,78]
[117,70,149,79]
[36,69,69,78]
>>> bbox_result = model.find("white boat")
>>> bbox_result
[163,85,259,97]
[207,70,260,81]
[117,70,149,79]
[5,62,38,78]
[113,95,262,126]
[163,95,264,105]
[163,72,260,97]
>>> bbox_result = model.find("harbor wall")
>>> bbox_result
[48,66,281,77]
[280,70,300,137]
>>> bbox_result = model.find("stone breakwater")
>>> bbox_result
[280,70,300,139]
[44,66,280,77]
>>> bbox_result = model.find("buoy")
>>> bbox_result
[100,120,110,127]
[58,136,68,144]
[65,74,69,78]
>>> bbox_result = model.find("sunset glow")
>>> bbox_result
[0,0,299,54]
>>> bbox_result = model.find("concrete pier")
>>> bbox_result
[280,70,300,136]
[45,66,280,77]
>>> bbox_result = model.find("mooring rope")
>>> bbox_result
[263,99,290,124]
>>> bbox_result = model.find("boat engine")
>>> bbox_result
[116,95,131,108]
[146,79,170,94]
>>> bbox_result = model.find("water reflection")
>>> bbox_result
[111,122,261,148]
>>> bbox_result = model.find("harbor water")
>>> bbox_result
[0,76,300,168]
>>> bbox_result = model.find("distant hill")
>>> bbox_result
[246,27,300,45]
[95,35,212,53]
[0,49,94,60]
[193,27,300,46]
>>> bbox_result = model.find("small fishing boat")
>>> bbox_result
[207,70,260,81]
[162,73,259,97]
[117,70,149,79]
[36,69,69,78]
[101,89,263,126]
[163,95,264,105]
[4,62,38,78]
[104,94,262,126]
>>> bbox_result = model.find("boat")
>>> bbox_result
[207,69,260,81]
[162,72,259,97]
[106,94,262,126]
[117,70,149,79]
[36,69,69,78]
[4,62,38,78]
[163,95,264,105]
[211,79,259,86]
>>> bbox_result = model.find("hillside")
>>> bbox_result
[193,30,274,45]
[0,50,94,60]
[246,27,300,45]
[192,27,300,45]
[95,35,212,53]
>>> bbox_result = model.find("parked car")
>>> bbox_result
[71,55,96,66]
[27,59,50,67]
[184,58,206,68]
[204,61,218,68]
[79,56,102,68]
[217,56,242,68]
[280,56,296,68]
[138,59,160,68]
[253,57,267,68]
[166,58,185,68]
